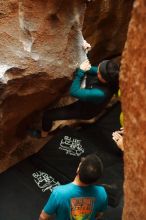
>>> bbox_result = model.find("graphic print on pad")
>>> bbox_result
[59,136,84,156]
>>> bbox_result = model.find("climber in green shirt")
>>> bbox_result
[70,59,119,103]
[40,58,120,138]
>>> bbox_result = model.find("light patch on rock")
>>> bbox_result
[76,32,87,64]
[22,39,33,53]
[31,52,40,61]
[0,64,13,83]
[19,2,33,53]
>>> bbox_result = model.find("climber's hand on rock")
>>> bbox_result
[82,40,91,53]
[80,59,91,71]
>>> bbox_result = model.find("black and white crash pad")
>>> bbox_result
[0,102,124,220]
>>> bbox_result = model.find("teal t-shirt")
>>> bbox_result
[43,183,108,220]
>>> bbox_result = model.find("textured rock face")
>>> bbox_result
[0,0,87,168]
[83,0,134,63]
[120,0,146,219]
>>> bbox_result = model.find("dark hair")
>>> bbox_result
[99,60,120,92]
[78,154,103,184]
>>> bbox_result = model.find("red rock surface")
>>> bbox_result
[83,0,134,63]
[121,0,146,219]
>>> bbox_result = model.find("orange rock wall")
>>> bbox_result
[121,0,146,219]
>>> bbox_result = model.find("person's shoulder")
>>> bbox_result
[94,185,107,195]
[53,183,73,193]
[95,185,106,191]
[52,183,74,200]
[93,186,108,209]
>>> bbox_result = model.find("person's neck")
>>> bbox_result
[72,175,89,187]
